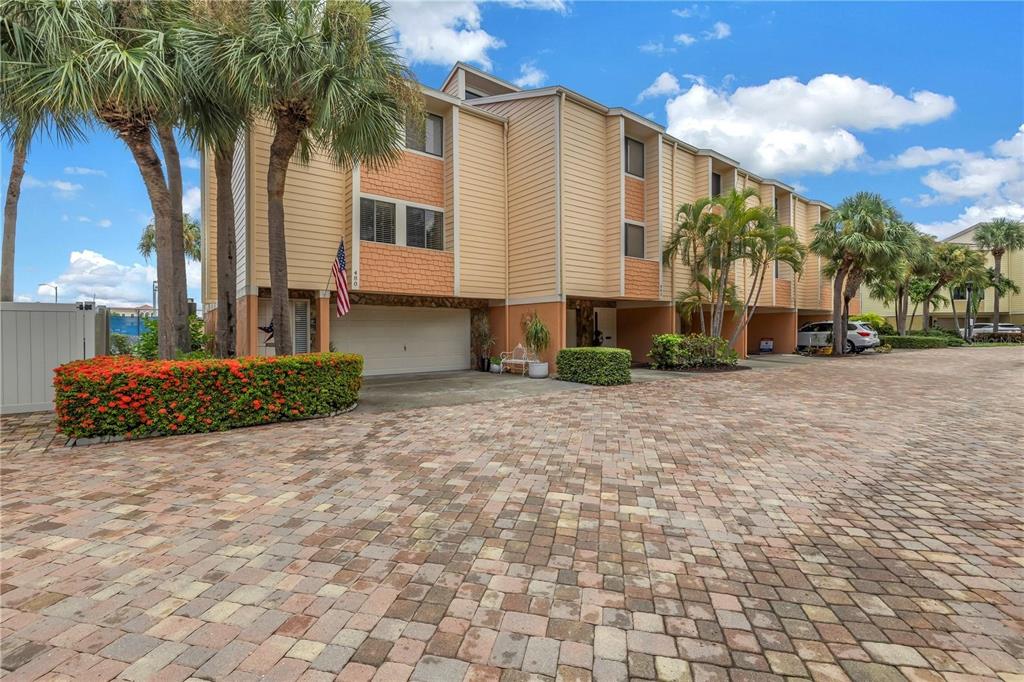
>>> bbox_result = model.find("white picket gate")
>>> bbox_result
[1,303,97,414]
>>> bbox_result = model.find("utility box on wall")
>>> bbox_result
[759,338,774,353]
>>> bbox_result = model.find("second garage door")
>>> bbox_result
[330,305,470,376]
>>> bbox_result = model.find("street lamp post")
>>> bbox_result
[39,283,57,303]
[152,281,158,313]
[964,281,974,342]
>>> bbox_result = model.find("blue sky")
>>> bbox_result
[4,1,1022,306]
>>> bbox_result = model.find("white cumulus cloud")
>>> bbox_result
[637,72,682,102]
[911,125,1024,238]
[388,0,564,69]
[37,250,200,308]
[64,166,106,176]
[664,74,956,176]
[389,1,503,68]
[674,33,696,46]
[181,157,201,170]
[639,41,676,55]
[704,21,730,40]
[513,61,546,88]
[23,175,83,199]
[183,187,202,216]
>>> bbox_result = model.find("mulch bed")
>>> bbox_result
[644,365,751,373]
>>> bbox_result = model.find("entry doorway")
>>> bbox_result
[594,307,616,347]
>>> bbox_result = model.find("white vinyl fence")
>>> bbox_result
[1,303,97,414]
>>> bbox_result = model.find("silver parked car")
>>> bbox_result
[797,321,881,354]
[970,323,1022,338]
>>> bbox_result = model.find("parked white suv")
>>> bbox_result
[970,323,1022,338]
[797,321,881,354]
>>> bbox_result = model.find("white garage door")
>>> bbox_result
[330,305,470,376]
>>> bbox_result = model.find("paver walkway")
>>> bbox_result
[1,347,1022,682]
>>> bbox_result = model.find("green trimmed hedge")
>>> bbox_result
[54,353,363,441]
[556,347,631,385]
[648,333,738,369]
[880,335,948,349]
[973,332,1023,343]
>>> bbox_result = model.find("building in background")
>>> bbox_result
[861,224,1024,331]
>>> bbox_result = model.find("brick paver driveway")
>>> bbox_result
[2,348,1022,682]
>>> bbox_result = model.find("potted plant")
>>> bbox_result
[490,356,502,373]
[479,334,495,372]
[524,313,551,378]
[471,314,495,372]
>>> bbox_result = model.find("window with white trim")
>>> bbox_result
[406,206,444,251]
[625,137,645,178]
[360,198,396,244]
[405,113,443,157]
[624,223,645,258]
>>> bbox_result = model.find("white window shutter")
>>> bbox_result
[293,300,309,354]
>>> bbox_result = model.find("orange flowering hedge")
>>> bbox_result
[54,353,363,441]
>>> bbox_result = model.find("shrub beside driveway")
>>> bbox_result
[54,353,362,442]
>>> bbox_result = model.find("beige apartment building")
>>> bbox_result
[201,63,840,375]
[862,223,1024,330]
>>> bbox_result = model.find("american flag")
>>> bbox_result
[331,238,351,316]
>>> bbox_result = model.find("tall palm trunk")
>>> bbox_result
[711,257,732,338]
[831,260,850,354]
[895,285,908,336]
[266,112,304,356]
[156,124,191,353]
[842,268,864,337]
[991,251,1003,328]
[214,142,238,357]
[1,135,28,302]
[107,116,180,359]
[948,288,961,336]
[922,283,942,330]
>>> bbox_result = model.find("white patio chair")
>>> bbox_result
[500,343,530,375]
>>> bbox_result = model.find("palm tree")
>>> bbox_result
[204,0,419,355]
[810,192,902,354]
[865,230,935,336]
[175,2,254,358]
[921,243,987,330]
[974,218,1024,329]
[7,0,191,358]
[140,213,200,261]
[0,2,87,301]
[726,211,806,347]
[705,188,762,337]
[663,197,717,334]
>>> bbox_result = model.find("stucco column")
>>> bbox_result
[315,292,331,353]
[235,294,260,357]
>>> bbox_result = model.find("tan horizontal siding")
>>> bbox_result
[202,148,217,304]
[475,96,558,298]
[644,138,660,264]
[458,110,507,298]
[249,118,349,291]
[606,117,623,297]
[561,100,611,297]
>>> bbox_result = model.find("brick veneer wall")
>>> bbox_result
[359,241,454,296]
[624,176,645,223]
[623,257,660,299]
[361,152,444,207]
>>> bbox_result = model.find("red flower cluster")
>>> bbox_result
[54,353,363,441]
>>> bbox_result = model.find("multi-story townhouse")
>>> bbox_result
[861,223,1024,330]
[201,62,836,374]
